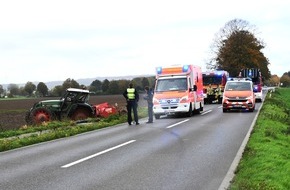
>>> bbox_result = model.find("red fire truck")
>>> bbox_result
[202,70,229,104]
[239,68,263,102]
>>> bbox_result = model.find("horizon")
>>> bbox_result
[0,0,289,84]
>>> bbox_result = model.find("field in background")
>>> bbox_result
[0,95,147,130]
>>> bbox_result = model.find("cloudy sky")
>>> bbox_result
[0,0,289,84]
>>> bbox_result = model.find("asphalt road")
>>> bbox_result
[0,102,263,190]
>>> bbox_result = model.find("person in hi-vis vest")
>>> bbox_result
[123,83,139,125]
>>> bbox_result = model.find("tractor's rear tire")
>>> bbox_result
[30,107,54,125]
[71,108,91,121]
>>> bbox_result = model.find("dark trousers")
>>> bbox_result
[148,104,153,122]
[127,100,138,124]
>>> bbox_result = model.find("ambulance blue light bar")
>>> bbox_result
[156,67,162,74]
[156,65,191,75]
[182,65,189,72]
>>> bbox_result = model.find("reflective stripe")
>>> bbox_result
[127,88,135,99]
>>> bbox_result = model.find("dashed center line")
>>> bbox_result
[201,110,212,115]
[61,140,136,168]
[166,119,189,129]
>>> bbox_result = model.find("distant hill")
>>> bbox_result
[2,75,154,90]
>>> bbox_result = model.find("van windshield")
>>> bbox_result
[225,82,252,91]
[155,78,187,92]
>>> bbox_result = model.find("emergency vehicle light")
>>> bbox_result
[156,65,190,75]
[215,71,223,76]
[182,65,189,72]
[156,67,162,74]
[248,70,252,77]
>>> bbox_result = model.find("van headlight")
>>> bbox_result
[246,96,253,100]
[223,96,229,100]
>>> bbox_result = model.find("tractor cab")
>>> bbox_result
[60,88,90,111]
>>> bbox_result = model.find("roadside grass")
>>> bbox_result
[0,107,148,152]
[0,109,27,114]
[229,88,290,190]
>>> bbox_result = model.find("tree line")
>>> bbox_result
[0,76,155,98]
[279,72,290,87]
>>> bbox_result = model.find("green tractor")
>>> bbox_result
[25,88,95,125]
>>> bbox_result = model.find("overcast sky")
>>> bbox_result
[0,0,289,84]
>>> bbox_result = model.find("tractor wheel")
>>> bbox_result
[30,107,54,125]
[25,111,33,125]
[71,108,91,121]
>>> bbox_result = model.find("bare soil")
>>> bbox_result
[0,95,146,131]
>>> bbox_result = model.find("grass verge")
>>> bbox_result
[229,88,290,190]
[0,107,147,152]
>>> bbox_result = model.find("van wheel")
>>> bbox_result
[249,106,255,112]
[223,108,227,113]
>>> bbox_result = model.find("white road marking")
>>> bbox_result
[61,140,136,168]
[218,106,222,109]
[201,110,212,115]
[166,119,189,129]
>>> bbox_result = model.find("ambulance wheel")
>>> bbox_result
[223,108,227,113]
[154,114,161,119]
[186,106,193,117]
[200,103,203,112]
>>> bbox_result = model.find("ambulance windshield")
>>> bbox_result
[155,78,188,92]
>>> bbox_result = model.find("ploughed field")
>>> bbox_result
[0,95,147,131]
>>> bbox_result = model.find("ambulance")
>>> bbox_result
[153,64,204,119]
